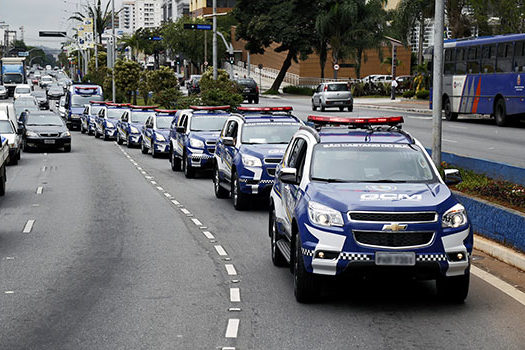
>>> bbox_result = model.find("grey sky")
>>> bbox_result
[1,0,122,49]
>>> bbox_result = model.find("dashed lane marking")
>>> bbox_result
[215,245,228,256]
[225,319,240,338]
[156,186,164,191]
[171,199,181,205]
[230,288,240,302]
[36,186,43,194]
[443,138,458,143]
[23,220,35,233]
[164,193,172,198]
[202,231,215,239]
[191,218,203,226]
[222,347,236,350]
[4,291,14,294]
[225,264,237,276]
[180,208,192,216]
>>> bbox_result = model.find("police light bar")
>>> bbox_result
[307,115,404,126]
[237,106,293,112]
[89,100,111,105]
[189,105,230,110]
[106,103,131,107]
[155,109,178,114]
[130,105,159,110]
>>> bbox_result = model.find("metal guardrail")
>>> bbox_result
[236,62,300,86]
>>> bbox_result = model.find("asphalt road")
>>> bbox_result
[1,126,525,349]
[255,95,525,168]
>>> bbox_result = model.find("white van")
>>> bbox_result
[14,84,32,100]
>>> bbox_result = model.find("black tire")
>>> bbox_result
[339,106,344,112]
[495,98,508,126]
[231,172,249,210]
[117,133,123,145]
[270,207,288,267]
[294,235,320,303]
[0,170,5,196]
[152,147,159,158]
[183,153,195,178]
[141,140,148,154]
[127,137,134,148]
[16,150,21,161]
[436,270,470,303]
[80,125,86,134]
[320,104,326,112]
[171,149,182,171]
[214,166,229,198]
[444,97,458,121]
[94,130,100,138]
[22,141,30,152]
[103,133,109,141]
[312,101,317,111]
[248,98,252,104]
[64,145,71,152]
[348,105,353,112]
[254,97,259,104]
[9,156,18,165]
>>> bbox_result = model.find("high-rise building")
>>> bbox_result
[189,0,236,18]
[162,0,189,22]
[135,0,162,29]
[120,0,136,33]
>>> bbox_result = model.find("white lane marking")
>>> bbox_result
[228,307,241,312]
[44,153,48,156]
[150,181,157,185]
[171,199,180,205]
[145,176,153,180]
[156,186,164,191]
[180,208,192,216]
[23,220,35,233]
[36,186,43,194]
[141,171,147,175]
[225,264,237,276]
[443,138,458,143]
[214,245,228,256]
[449,125,467,130]
[472,265,525,306]
[191,218,203,226]
[41,166,46,172]
[225,319,240,338]
[230,288,240,302]
[137,167,142,170]
[406,116,431,120]
[4,291,14,294]
[5,257,14,260]
[222,347,236,350]
[202,231,215,239]
[164,192,172,198]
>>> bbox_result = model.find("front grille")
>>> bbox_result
[207,147,215,154]
[205,140,216,145]
[349,211,437,223]
[264,158,281,164]
[267,168,276,177]
[40,133,60,137]
[354,231,434,248]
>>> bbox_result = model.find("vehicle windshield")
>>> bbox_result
[190,116,227,131]
[26,114,64,126]
[0,120,14,133]
[0,86,6,91]
[32,92,46,98]
[310,143,436,183]
[241,123,300,144]
[156,117,172,129]
[107,108,127,119]
[16,87,30,94]
[237,79,256,87]
[72,94,103,108]
[327,84,349,91]
[3,74,23,83]
[131,111,155,123]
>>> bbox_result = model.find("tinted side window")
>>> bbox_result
[514,41,525,72]
[467,46,480,74]
[225,121,238,138]
[481,45,496,73]
[497,42,514,73]
[456,48,467,74]
[444,48,455,75]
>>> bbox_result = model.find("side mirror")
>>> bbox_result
[17,127,24,135]
[222,136,235,146]
[176,126,185,133]
[279,167,298,185]
[444,169,462,185]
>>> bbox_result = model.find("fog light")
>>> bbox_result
[318,252,325,259]
[447,252,467,262]
[457,253,464,260]
[315,251,339,259]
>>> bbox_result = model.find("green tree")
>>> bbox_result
[199,67,243,107]
[138,71,151,105]
[133,27,166,69]
[446,0,472,38]
[147,66,179,94]
[120,32,142,61]
[234,0,319,92]
[84,51,108,87]
[69,0,115,44]
[114,59,141,104]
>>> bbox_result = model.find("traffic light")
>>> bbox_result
[229,54,234,65]
[176,55,181,65]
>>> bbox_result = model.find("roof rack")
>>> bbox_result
[130,105,159,110]
[155,109,178,114]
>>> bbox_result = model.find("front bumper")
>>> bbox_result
[104,128,117,139]
[128,134,142,145]
[8,146,19,158]
[25,137,71,149]
[153,142,170,154]
[187,148,214,168]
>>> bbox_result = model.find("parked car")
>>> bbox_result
[31,91,49,110]
[140,112,173,157]
[116,105,158,147]
[311,82,353,112]
[0,85,8,99]
[395,75,413,89]
[185,74,201,89]
[13,84,32,100]
[235,78,259,104]
[22,111,71,152]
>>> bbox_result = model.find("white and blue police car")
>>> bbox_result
[214,106,303,210]
[140,110,175,158]
[270,115,472,303]
[117,105,158,147]
[81,100,109,135]
[170,105,231,178]
[94,103,130,141]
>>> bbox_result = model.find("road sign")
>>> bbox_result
[18,51,29,57]
[150,36,163,41]
[258,64,263,70]
[333,64,340,71]
[183,23,212,30]
[39,31,67,37]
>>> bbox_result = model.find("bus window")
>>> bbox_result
[481,44,496,73]
[496,42,513,73]
[467,46,480,74]
[444,48,455,75]
[456,48,467,75]
[514,41,525,72]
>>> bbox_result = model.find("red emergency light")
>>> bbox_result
[155,109,178,114]
[237,106,293,112]
[190,105,230,110]
[90,100,111,105]
[307,115,404,126]
[106,103,131,107]
[130,105,159,110]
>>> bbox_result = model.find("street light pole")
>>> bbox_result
[94,0,98,70]
[212,0,217,80]
[431,0,445,167]
[111,0,116,102]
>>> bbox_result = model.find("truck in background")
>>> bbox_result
[1,57,27,97]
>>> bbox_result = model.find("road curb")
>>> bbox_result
[475,235,525,272]
[260,94,283,100]
[357,103,431,114]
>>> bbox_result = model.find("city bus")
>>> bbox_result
[440,33,525,126]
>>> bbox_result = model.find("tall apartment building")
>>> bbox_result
[162,0,190,22]
[120,1,136,33]
[189,0,236,18]
[119,0,162,32]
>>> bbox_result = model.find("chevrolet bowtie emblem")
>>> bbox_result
[382,223,408,231]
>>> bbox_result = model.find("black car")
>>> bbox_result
[235,78,259,104]
[31,91,49,110]
[22,112,71,152]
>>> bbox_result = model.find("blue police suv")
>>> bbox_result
[95,103,130,141]
[270,115,472,303]
[170,105,230,178]
[214,106,303,210]
[117,105,158,147]
[140,110,175,157]
[81,100,109,135]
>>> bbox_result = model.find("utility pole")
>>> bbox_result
[212,0,217,80]
[111,0,116,102]
[431,0,445,167]
[94,0,98,69]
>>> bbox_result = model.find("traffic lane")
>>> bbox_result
[256,97,525,167]
[0,135,228,349]
[128,146,525,349]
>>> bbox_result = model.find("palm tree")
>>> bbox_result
[69,0,115,44]
[120,33,142,61]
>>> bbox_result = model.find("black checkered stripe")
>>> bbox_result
[190,154,214,160]
[302,248,314,257]
[239,178,275,184]
[416,254,447,262]
[339,252,372,261]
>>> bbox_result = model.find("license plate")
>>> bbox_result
[243,88,250,92]
[44,139,55,145]
[375,252,415,266]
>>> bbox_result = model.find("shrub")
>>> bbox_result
[201,88,243,108]
[351,82,365,97]
[262,89,280,95]
[152,87,183,109]
[416,89,430,99]
[403,90,415,98]
[176,95,201,109]
[198,67,243,107]
[282,85,315,96]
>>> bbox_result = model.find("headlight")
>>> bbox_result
[61,131,71,137]
[106,121,115,128]
[155,133,166,142]
[242,154,262,167]
[308,201,344,227]
[189,138,204,148]
[25,131,38,137]
[130,126,139,134]
[442,203,468,228]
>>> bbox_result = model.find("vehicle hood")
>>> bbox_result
[305,182,457,214]
[70,107,84,115]
[239,143,287,160]
[155,129,170,138]
[130,122,145,129]
[26,124,68,134]
[189,131,220,143]
[1,133,18,144]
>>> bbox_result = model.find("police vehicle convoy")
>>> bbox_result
[95,103,130,140]
[268,115,472,303]
[117,105,158,147]
[140,110,174,157]
[170,105,230,177]
[81,101,109,135]
[64,84,103,130]
[213,106,303,210]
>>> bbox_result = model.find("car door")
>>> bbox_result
[143,117,153,148]
[178,114,189,155]
[174,113,188,158]
[96,108,104,132]
[216,119,238,181]
[119,112,129,138]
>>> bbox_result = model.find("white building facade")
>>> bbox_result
[162,0,190,22]
[135,0,162,29]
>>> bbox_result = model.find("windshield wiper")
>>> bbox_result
[311,177,348,183]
